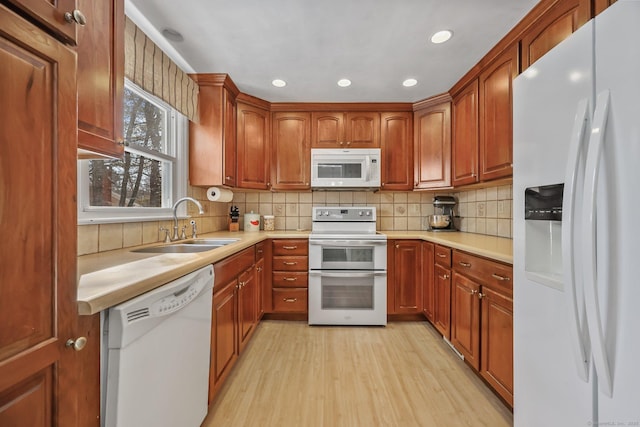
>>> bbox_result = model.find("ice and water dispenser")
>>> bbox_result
[524,184,564,290]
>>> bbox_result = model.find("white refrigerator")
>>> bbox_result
[513,0,640,425]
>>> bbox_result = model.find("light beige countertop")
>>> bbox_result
[77,230,511,316]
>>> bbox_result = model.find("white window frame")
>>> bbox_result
[77,80,188,224]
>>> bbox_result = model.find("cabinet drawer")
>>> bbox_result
[272,288,308,312]
[453,251,513,293]
[273,256,308,271]
[272,271,308,288]
[434,245,452,267]
[214,247,255,288]
[273,239,308,256]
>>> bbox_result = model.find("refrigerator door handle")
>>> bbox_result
[562,98,591,382]
[582,89,613,398]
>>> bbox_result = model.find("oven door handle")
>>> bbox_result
[308,240,387,246]
[309,271,387,278]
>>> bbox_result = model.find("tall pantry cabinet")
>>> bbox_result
[0,4,78,426]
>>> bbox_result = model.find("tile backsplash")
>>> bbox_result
[77,184,512,255]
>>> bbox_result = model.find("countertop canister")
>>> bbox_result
[263,215,275,231]
[244,211,261,232]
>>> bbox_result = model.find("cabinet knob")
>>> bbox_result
[395,244,399,248]
[66,337,87,351]
[478,292,486,299]
[346,141,351,145]
[64,10,87,26]
[339,141,344,145]
[225,176,232,180]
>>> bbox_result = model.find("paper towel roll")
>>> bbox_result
[206,187,234,202]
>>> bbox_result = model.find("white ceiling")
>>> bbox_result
[129,0,539,103]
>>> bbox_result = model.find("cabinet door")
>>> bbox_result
[480,286,514,406]
[451,273,481,370]
[414,102,451,189]
[4,0,77,44]
[380,112,413,190]
[0,7,78,426]
[433,264,452,339]
[238,267,256,353]
[189,75,237,187]
[479,45,517,181]
[271,112,311,190]
[422,242,435,322]
[76,0,124,158]
[223,88,237,187]
[210,279,238,404]
[521,0,590,69]
[345,112,380,147]
[311,112,344,147]
[392,241,422,314]
[452,80,479,186]
[237,102,270,189]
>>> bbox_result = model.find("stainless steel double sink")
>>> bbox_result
[131,238,240,254]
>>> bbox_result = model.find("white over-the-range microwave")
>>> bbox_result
[310,148,381,189]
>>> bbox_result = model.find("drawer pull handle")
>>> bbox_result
[436,253,447,258]
[283,261,297,266]
[283,246,298,250]
[283,277,297,281]
[491,273,510,281]
[283,298,298,303]
[459,261,472,268]
[438,274,449,280]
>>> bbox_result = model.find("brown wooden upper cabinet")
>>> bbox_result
[479,44,518,182]
[311,112,380,147]
[594,0,617,15]
[380,112,413,190]
[237,101,270,190]
[520,0,591,70]
[413,97,451,189]
[76,0,125,159]
[189,74,239,187]
[5,0,78,44]
[271,112,311,190]
[452,80,479,186]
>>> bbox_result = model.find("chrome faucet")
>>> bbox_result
[172,197,204,241]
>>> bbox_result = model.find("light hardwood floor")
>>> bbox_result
[202,321,512,427]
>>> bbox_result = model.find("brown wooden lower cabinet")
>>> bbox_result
[210,277,238,403]
[451,272,481,370]
[422,242,435,321]
[433,263,452,339]
[270,239,309,314]
[450,250,514,407]
[388,240,423,314]
[209,246,260,403]
[480,285,514,406]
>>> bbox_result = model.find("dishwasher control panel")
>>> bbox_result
[151,284,201,315]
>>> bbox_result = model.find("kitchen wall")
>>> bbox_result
[77,183,512,256]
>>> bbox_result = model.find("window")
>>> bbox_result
[78,80,188,223]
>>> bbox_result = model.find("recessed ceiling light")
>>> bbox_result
[431,30,453,44]
[403,78,418,87]
[272,79,287,87]
[162,28,184,42]
[337,79,352,87]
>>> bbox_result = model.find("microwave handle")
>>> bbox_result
[365,155,371,181]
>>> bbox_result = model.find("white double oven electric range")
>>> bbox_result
[308,206,387,326]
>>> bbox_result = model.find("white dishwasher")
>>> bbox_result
[104,265,213,427]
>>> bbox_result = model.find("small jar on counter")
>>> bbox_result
[263,215,275,231]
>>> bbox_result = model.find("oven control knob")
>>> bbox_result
[323,211,329,216]
[366,211,371,216]
[358,211,363,216]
